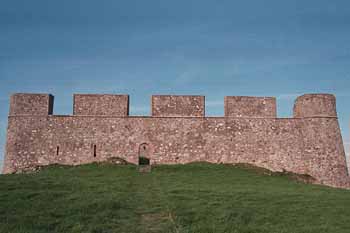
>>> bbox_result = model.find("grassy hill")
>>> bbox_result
[1,163,350,233]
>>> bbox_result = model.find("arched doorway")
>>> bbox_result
[138,143,151,165]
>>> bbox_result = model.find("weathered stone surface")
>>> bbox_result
[225,96,276,118]
[9,93,54,116]
[294,94,337,118]
[3,93,349,189]
[73,94,129,116]
[152,95,205,117]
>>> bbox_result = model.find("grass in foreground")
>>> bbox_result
[0,163,350,233]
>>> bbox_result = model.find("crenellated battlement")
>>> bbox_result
[4,92,348,188]
[7,93,339,118]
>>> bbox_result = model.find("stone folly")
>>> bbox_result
[3,93,349,188]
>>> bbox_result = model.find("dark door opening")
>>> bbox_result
[139,156,150,165]
[138,143,150,165]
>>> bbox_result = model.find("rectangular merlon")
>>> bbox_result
[224,96,277,118]
[152,95,205,117]
[10,93,54,116]
[73,94,129,116]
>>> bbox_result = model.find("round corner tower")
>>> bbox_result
[293,94,337,118]
[292,93,349,187]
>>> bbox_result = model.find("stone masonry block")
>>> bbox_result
[9,93,54,116]
[73,94,129,116]
[152,95,205,117]
[224,96,276,118]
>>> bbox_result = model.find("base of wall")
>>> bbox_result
[138,165,152,173]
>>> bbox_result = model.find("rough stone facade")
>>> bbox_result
[225,96,276,118]
[9,94,54,116]
[73,94,129,116]
[293,94,337,118]
[152,95,205,117]
[3,93,349,188]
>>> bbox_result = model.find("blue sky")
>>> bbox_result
[1,0,350,170]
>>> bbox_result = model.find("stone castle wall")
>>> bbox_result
[3,93,349,188]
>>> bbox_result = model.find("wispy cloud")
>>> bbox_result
[174,70,199,86]
[344,142,350,170]
[131,106,150,115]
[277,93,301,100]
[344,142,350,158]
[0,97,9,106]
[206,100,223,107]
[336,93,350,98]
[342,141,349,170]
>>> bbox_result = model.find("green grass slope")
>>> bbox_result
[1,163,350,233]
